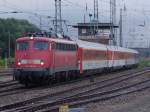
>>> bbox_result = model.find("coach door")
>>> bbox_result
[51,42,55,75]
[78,48,83,74]
[106,46,109,68]
[107,46,114,68]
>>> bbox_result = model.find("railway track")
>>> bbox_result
[0,68,13,72]
[0,73,12,77]
[0,80,14,85]
[0,68,23,97]
[0,68,13,75]
[0,68,149,112]
[39,78,150,112]
[0,68,140,98]
[0,84,24,97]
[0,68,13,77]
[0,81,18,88]
[0,68,19,89]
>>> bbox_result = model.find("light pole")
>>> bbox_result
[89,14,93,38]
[120,8,123,47]
[8,31,10,66]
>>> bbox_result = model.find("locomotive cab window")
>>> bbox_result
[16,42,28,51]
[33,41,48,50]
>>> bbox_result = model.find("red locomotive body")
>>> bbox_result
[14,37,78,84]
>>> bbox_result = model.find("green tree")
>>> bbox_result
[0,18,40,58]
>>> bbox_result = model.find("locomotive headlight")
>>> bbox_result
[17,61,21,66]
[40,60,44,66]
[30,37,34,40]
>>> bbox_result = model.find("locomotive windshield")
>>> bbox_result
[16,42,28,51]
[33,41,48,50]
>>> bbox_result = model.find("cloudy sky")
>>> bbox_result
[0,0,150,48]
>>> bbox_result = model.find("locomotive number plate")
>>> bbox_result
[28,60,33,64]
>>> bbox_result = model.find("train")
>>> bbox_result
[14,34,139,85]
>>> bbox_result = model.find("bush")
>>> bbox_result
[0,59,5,67]
[139,59,150,67]
[0,18,40,58]
[0,58,14,67]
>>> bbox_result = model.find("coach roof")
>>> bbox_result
[76,39,138,54]
[76,40,107,51]
[108,45,138,54]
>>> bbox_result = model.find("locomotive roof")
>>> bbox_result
[16,37,76,44]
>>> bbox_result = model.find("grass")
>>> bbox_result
[0,58,14,67]
[139,58,150,67]
[0,59,6,67]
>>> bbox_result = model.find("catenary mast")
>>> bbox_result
[54,0,63,35]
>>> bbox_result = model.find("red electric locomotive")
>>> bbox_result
[14,35,78,85]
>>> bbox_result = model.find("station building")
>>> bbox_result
[73,21,118,45]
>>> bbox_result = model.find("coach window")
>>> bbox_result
[61,44,63,50]
[61,43,64,50]
[67,44,70,51]
[68,44,70,50]
[67,44,70,50]
[59,43,62,50]
[67,44,69,50]
[65,44,67,50]
[17,42,28,51]
[56,43,59,50]
[57,43,59,50]
[64,44,67,51]
[58,43,61,50]
[73,45,76,51]
[71,45,73,50]
[33,41,48,50]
